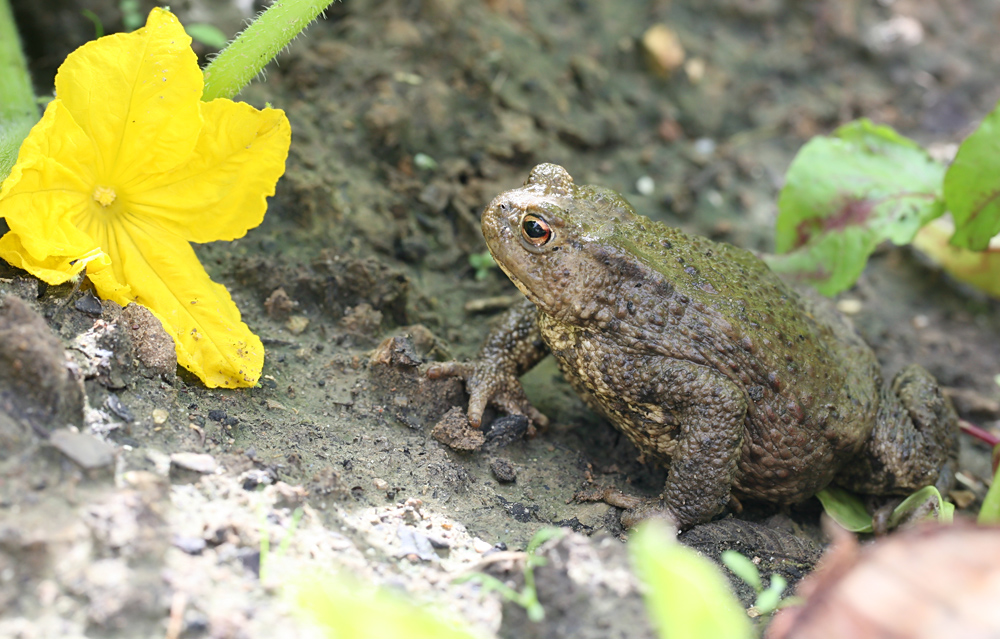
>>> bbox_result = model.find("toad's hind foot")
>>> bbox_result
[836,364,959,496]
[574,487,677,529]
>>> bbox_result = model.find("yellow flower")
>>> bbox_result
[0,8,290,388]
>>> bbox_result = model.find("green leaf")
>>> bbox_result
[769,119,946,295]
[186,23,229,49]
[720,550,762,592]
[754,575,787,615]
[978,444,1000,524]
[764,226,877,296]
[526,526,564,554]
[630,521,753,639]
[886,485,953,528]
[815,487,873,533]
[288,572,480,639]
[945,104,1000,250]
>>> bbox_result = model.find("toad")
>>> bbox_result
[430,164,958,529]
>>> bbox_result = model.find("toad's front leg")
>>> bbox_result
[428,298,549,430]
[581,361,748,530]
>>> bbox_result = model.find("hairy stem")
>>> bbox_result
[201,0,335,101]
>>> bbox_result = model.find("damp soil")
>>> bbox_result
[3,0,1000,637]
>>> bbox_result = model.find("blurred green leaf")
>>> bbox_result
[754,574,787,615]
[720,550,761,592]
[186,23,229,49]
[119,0,143,31]
[414,152,439,170]
[630,521,752,639]
[978,445,1000,524]
[525,526,564,554]
[887,486,953,528]
[816,487,873,533]
[289,572,481,639]
[469,251,496,280]
[944,104,1000,250]
[768,119,945,295]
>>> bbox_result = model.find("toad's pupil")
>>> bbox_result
[523,218,549,239]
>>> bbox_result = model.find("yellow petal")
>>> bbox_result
[85,252,133,303]
[0,232,87,285]
[87,213,262,388]
[0,100,99,262]
[55,8,202,180]
[128,100,291,242]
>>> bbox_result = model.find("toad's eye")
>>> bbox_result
[521,214,552,246]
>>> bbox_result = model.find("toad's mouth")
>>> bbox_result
[485,240,546,309]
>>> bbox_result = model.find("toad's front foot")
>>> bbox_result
[427,299,550,430]
[427,360,548,430]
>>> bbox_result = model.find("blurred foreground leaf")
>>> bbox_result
[720,551,761,592]
[630,521,752,639]
[288,572,481,639]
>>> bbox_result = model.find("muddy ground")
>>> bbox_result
[3,0,1000,637]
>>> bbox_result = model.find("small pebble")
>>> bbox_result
[49,430,115,469]
[490,458,517,483]
[641,24,685,77]
[373,478,389,491]
[105,394,134,423]
[172,535,207,555]
[473,538,494,554]
[684,57,706,83]
[837,299,863,315]
[265,399,287,411]
[170,452,218,474]
[691,137,716,163]
[74,292,104,316]
[152,409,169,425]
[635,175,655,196]
[286,315,310,335]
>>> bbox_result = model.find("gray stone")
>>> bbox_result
[49,429,116,469]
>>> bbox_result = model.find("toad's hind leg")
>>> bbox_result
[836,365,959,496]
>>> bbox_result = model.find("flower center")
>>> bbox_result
[92,185,117,207]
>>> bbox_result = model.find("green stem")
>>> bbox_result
[0,0,39,182]
[201,0,335,101]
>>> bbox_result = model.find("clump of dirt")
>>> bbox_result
[0,295,84,446]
